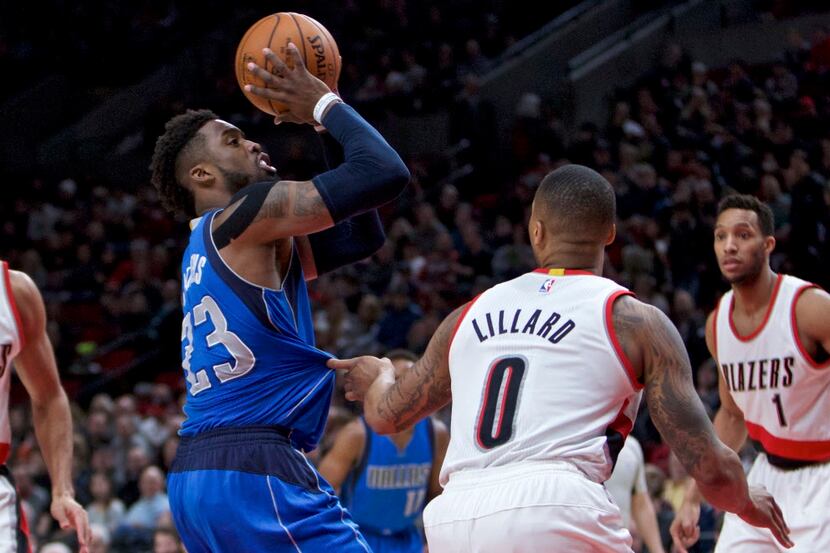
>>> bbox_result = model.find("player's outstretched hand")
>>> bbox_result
[736,485,794,549]
[327,356,394,402]
[51,493,91,553]
[244,43,332,125]
[669,499,700,553]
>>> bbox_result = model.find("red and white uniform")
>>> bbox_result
[0,261,31,552]
[714,273,830,552]
[423,269,641,553]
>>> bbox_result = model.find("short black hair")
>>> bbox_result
[717,194,774,236]
[150,109,218,216]
[535,164,616,239]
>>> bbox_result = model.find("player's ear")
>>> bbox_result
[529,218,544,247]
[189,163,215,189]
[606,223,616,246]
[764,234,776,255]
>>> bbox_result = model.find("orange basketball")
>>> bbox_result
[235,12,341,115]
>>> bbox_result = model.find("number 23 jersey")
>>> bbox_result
[442,269,643,485]
[714,274,830,463]
[178,210,334,451]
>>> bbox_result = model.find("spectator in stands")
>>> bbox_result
[86,472,125,534]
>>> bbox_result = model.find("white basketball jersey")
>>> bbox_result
[441,269,643,485]
[0,262,22,465]
[715,274,830,463]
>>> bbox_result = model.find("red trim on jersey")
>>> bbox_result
[745,420,830,462]
[607,399,634,437]
[791,284,830,369]
[604,291,643,390]
[447,294,482,359]
[0,444,8,465]
[728,273,783,342]
[1,262,24,350]
[532,268,595,276]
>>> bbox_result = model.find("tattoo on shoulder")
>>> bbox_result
[376,306,464,431]
[624,299,716,477]
[292,183,325,216]
[254,182,325,221]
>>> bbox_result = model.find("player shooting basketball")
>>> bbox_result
[150,43,409,551]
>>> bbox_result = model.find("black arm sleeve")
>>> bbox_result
[306,130,386,275]
[308,210,385,276]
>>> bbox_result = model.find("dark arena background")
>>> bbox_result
[1,0,828,551]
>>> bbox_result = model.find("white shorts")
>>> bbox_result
[716,454,830,553]
[423,461,633,553]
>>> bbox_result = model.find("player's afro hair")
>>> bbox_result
[150,109,218,217]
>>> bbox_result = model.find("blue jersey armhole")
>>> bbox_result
[200,210,281,332]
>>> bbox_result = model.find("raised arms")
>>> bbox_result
[221,45,408,247]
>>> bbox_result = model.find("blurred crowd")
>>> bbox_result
[1,3,829,551]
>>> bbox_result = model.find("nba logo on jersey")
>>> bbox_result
[539,278,555,294]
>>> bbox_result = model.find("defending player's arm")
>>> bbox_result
[9,271,91,551]
[215,45,409,246]
[327,305,465,434]
[671,312,748,551]
[317,419,366,494]
[612,296,792,549]
[631,490,665,553]
[428,419,450,501]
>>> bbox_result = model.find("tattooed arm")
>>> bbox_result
[614,296,792,549]
[328,305,464,434]
[613,295,747,509]
[214,180,334,245]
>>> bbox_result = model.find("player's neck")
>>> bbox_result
[537,248,603,276]
[389,426,415,449]
[731,267,777,316]
[194,189,232,215]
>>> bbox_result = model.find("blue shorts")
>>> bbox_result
[168,426,372,553]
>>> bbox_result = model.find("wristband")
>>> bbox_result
[313,93,341,125]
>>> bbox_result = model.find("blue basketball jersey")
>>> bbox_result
[178,210,334,451]
[343,418,434,535]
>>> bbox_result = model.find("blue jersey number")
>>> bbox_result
[181,295,256,395]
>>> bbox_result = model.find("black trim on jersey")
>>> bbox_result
[751,440,828,470]
[213,181,278,249]
[202,211,281,332]
[605,429,626,471]
[281,247,302,332]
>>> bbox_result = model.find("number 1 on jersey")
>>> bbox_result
[772,393,788,427]
[475,356,527,449]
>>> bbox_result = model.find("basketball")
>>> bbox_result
[235,12,341,115]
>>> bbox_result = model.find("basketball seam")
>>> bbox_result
[288,13,309,66]
[265,14,282,115]
[305,17,336,83]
